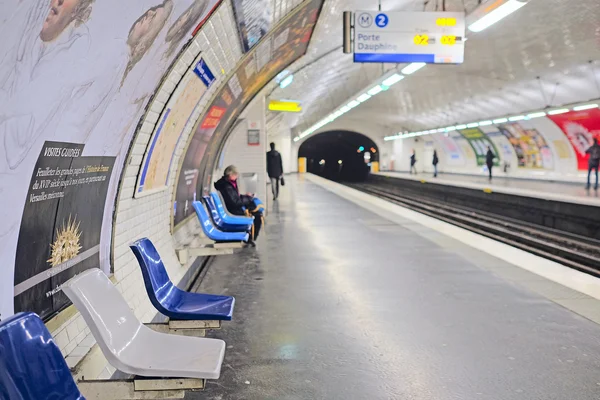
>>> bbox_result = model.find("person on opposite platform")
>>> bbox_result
[215,165,263,247]
[586,138,600,190]
[266,142,284,200]
[486,146,496,181]
[410,150,417,174]
[432,150,439,178]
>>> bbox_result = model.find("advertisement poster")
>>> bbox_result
[496,122,553,169]
[457,128,500,166]
[232,0,274,52]
[547,109,600,170]
[14,142,114,320]
[174,0,324,226]
[435,134,464,165]
[1,0,222,320]
[137,58,216,195]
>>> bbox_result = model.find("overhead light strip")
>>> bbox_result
[383,100,599,141]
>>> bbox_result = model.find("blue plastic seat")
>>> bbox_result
[210,192,255,226]
[192,201,249,243]
[130,238,235,321]
[204,195,252,233]
[0,312,85,400]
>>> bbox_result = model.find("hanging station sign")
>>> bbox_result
[353,11,466,64]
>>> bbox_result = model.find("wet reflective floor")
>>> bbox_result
[188,176,600,400]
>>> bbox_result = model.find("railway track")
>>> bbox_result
[347,181,600,277]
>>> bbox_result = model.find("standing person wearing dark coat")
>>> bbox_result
[410,149,417,174]
[586,138,600,190]
[214,165,262,247]
[486,146,496,181]
[266,142,284,200]
[432,150,439,178]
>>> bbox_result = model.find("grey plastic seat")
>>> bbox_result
[62,269,225,379]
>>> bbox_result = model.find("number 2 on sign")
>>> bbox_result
[441,35,456,45]
[413,34,429,46]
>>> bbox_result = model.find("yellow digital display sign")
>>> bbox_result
[268,100,302,113]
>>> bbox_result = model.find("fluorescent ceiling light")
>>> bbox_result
[293,137,300,142]
[467,123,480,128]
[368,85,383,96]
[401,62,426,75]
[547,108,569,115]
[347,100,360,108]
[508,115,525,121]
[468,0,527,33]
[436,128,446,133]
[527,112,546,119]
[493,118,508,124]
[279,74,294,89]
[428,129,438,133]
[382,74,404,87]
[445,126,457,132]
[340,106,350,113]
[357,93,372,103]
[455,124,467,130]
[479,120,493,126]
[573,103,598,111]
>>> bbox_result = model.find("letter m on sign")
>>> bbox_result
[358,13,372,28]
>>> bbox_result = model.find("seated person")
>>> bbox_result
[214,165,263,246]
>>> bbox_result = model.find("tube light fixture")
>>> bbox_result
[436,128,446,133]
[357,93,372,103]
[445,126,457,132]
[368,85,384,96]
[466,123,480,128]
[401,62,426,75]
[508,115,525,121]
[573,103,598,111]
[382,74,404,86]
[527,112,546,119]
[347,100,360,108]
[279,74,294,89]
[547,108,569,115]
[479,120,493,126]
[455,124,468,130]
[492,118,508,124]
[468,0,528,33]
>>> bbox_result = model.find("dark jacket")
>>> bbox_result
[214,177,253,216]
[410,154,416,166]
[432,152,439,166]
[266,150,283,178]
[485,150,495,166]
[586,143,600,166]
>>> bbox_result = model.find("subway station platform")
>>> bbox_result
[190,175,600,400]
[376,171,600,207]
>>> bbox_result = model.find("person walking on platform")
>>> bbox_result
[586,138,600,190]
[410,150,417,174]
[266,142,284,200]
[215,165,263,247]
[486,146,496,181]
[432,150,439,178]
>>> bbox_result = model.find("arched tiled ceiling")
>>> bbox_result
[266,0,600,140]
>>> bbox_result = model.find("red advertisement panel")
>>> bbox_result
[548,109,600,170]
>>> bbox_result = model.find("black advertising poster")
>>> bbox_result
[231,0,273,52]
[174,0,323,226]
[14,141,114,320]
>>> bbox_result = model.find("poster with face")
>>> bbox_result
[547,109,600,170]
[0,0,222,320]
[173,0,324,226]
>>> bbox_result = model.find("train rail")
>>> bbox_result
[347,181,600,277]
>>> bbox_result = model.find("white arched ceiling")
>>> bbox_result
[266,0,600,139]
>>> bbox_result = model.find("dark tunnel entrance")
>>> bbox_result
[298,131,378,182]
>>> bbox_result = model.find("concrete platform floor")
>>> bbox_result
[188,176,600,400]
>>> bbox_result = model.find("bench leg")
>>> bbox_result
[78,379,203,399]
